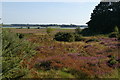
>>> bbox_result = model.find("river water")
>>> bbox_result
[2,26,87,29]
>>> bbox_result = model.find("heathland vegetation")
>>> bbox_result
[1,1,120,79]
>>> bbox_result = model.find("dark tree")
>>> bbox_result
[87,1,120,34]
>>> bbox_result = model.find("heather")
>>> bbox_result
[2,1,120,79]
[2,28,120,79]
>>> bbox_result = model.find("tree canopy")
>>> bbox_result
[87,1,120,34]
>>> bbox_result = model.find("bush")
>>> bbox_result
[37,61,52,70]
[118,34,120,40]
[46,28,54,34]
[75,27,81,34]
[68,69,90,78]
[27,27,30,29]
[86,38,99,43]
[74,33,85,41]
[65,33,75,42]
[54,32,85,42]
[2,29,37,79]
[108,59,118,66]
[17,33,24,39]
[37,27,40,29]
[109,32,119,38]
[81,28,91,36]
[54,32,75,42]
[114,26,119,34]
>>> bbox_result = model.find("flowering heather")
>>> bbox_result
[34,52,114,78]
[24,34,120,78]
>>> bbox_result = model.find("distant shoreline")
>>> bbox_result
[2,26,87,29]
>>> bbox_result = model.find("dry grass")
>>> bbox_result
[9,28,75,34]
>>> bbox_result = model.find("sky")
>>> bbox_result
[2,2,100,25]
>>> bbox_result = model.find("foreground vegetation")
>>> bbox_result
[2,1,120,79]
[1,28,120,79]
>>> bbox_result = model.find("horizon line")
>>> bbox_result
[2,0,100,2]
[2,23,87,25]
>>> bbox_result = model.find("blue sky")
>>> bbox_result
[2,2,99,25]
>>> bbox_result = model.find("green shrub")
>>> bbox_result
[118,34,120,40]
[54,32,75,42]
[108,59,118,66]
[2,29,37,79]
[37,27,40,29]
[54,32,64,41]
[27,27,30,29]
[114,26,119,34]
[68,69,90,78]
[46,28,54,34]
[109,32,119,38]
[109,26,119,38]
[74,33,85,41]
[54,32,85,42]
[35,61,52,70]
[75,27,81,34]
[86,38,99,43]
[17,33,24,39]
[65,33,75,42]
[81,28,91,36]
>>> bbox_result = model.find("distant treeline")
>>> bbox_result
[2,24,87,28]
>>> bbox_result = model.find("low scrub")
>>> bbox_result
[54,32,84,42]
[85,38,100,43]
[2,29,37,79]
[109,32,119,38]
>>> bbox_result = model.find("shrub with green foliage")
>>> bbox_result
[86,38,99,43]
[54,32,75,42]
[109,32,119,38]
[108,59,118,66]
[118,34,120,40]
[17,33,24,39]
[114,26,119,34]
[74,33,85,41]
[109,26,119,38]
[37,27,40,29]
[54,32,84,42]
[81,28,92,36]
[2,29,37,79]
[75,27,81,34]
[46,28,54,34]
[27,27,30,29]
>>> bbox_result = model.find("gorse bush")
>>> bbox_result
[54,32,74,42]
[54,32,84,42]
[2,29,37,79]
